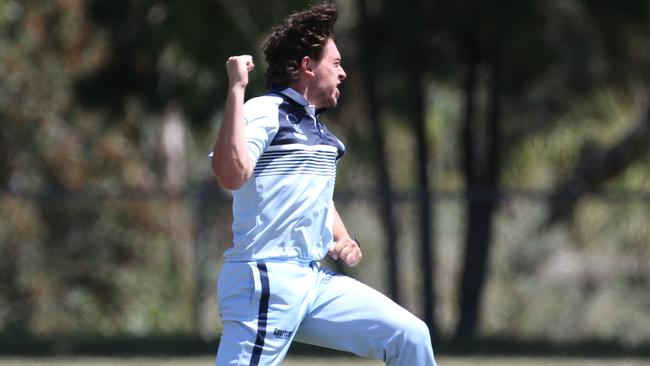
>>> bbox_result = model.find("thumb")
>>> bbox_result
[328,242,338,260]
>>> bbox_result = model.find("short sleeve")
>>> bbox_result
[242,97,280,165]
[208,96,280,165]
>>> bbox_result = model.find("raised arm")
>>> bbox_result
[211,55,255,190]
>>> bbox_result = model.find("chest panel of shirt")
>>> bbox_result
[253,100,344,178]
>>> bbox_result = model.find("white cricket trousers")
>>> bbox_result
[215,260,436,366]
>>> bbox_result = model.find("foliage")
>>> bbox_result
[0,0,649,349]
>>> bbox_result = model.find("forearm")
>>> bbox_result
[212,85,253,190]
[329,204,362,266]
[332,205,350,242]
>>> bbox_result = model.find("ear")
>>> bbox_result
[301,56,316,78]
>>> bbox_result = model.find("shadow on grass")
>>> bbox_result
[1,332,649,359]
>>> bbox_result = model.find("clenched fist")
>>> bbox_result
[226,55,255,89]
[328,237,362,267]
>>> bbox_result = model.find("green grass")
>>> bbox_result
[0,356,649,366]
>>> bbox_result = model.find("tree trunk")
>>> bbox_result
[357,0,401,302]
[161,103,197,331]
[456,33,480,339]
[410,64,437,334]
[457,50,502,339]
[456,6,504,338]
[406,0,438,335]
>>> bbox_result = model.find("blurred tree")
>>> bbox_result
[544,0,650,227]
[429,0,626,338]
[545,99,650,227]
[363,0,442,333]
[355,0,402,304]
[2,0,650,346]
[0,0,215,335]
[75,0,303,125]
[406,0,438,337]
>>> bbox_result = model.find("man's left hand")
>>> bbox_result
[328,237,362,267]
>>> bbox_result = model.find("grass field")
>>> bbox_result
[1,356,649,366]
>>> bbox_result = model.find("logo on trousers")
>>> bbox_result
[273,328,294,339]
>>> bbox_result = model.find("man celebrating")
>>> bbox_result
[211,2,436,365]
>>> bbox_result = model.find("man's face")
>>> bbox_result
[308,38,347,109]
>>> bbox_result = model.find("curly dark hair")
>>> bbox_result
[262,2,338,89]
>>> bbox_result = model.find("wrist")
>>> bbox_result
[228,82,247,94]
[337,235,360,248]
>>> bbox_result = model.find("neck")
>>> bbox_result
[288,80,314,106]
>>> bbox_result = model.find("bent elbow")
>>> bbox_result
[211,159,250,190]
[218,175,247,190]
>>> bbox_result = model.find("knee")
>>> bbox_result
[384,315,431,350]
[400,318,432,346]
[383,317,435,364]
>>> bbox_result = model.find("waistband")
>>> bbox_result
[225,257,319,268]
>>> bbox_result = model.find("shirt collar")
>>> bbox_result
[271,86,328,115]
[272,86,309,106]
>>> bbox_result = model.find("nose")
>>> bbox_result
[339,67,347,81]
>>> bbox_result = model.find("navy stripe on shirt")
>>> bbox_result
[254,149,337,177]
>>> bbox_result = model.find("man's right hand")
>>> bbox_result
[226,55,255,89]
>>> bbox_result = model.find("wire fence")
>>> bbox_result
[0,186,648,349]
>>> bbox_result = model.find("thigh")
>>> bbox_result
[216,261,257,323]
[216,320,259,366]
[294,270,425,360]
[216,261,314,366]
[216,262,267,365]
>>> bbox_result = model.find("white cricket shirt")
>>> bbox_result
[219,87,345,263]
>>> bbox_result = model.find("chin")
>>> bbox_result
[317,100,337,109]
[315,92,339,109]
[328,95,339,108]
